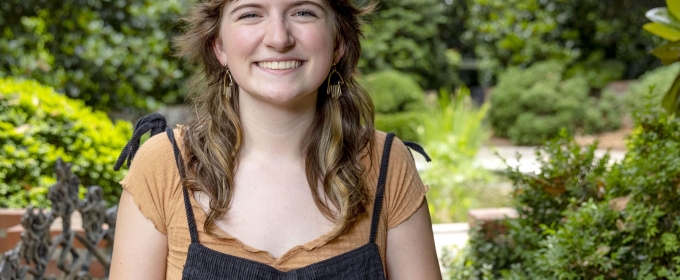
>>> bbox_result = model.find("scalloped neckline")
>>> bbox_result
[187,190,339,263]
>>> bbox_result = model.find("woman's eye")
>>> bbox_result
[239,13,259,19]
[293,10,316,17]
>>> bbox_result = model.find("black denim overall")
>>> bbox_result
[115,114,431,280]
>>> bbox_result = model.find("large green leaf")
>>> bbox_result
[661,73,680,114]
[646,7,680,29]
[668,0,680,20]
[651,41,680,65]
[644,22,680,41]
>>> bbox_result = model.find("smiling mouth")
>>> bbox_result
[256,60,304,70]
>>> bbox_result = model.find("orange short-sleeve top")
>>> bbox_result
[120,129,428,279]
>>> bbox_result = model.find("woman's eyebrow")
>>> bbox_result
[228,3,264,16]
[228,1,326,17]
[288,0,327,11]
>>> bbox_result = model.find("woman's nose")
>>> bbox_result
[263,17,295,51]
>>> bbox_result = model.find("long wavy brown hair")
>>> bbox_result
[174,0,377,239]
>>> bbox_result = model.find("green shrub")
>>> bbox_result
[419,87,490,160]
[489,60,623,146]
[625,64,680,113]
[532,100,680,279]
[564,52,627,90]
[464,0,663,86]
[583,90,624,134]
[361,71,426,114]
[0,0,188,113]
[374,112,420,142]
[445,131,613,279]
[0,78,132,208]
[419,88,506,223]
[361,71,426,141]
[445,94,680,279]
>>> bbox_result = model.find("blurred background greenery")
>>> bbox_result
[4,0,680,277]
[0,0,669,212]
[1,0,665,113]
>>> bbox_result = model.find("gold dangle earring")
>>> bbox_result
[326,63,344,99]
[222,63,235,101]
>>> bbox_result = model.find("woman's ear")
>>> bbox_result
[333,37,346,64]
[213,37,228,66]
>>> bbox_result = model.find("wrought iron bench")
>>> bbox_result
[0,158,117,280]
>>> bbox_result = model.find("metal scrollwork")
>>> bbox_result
[19,207,52,278]
[1,248,26,279]
[0,158,118,280]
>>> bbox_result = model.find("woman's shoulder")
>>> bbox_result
[128,128,182,169]
[119,127,185,235]
[371,130,416,164]
[120,127,185,197]
[371,129,428,230]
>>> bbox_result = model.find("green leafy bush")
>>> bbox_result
[0,78,132,208]
[565,52,627,90]
[445,94,680,279]
[361,71,426,141]
[464,0,662,86]
[419,88,507,223]
[532,100,680,279]
[418,87,490,160]
[360,0,454,89]
[445,131,614,279]
[361,70,426,114]
[625,64,680,113]
[489,60,623,145]
[0,0,188,113]
[374,112,420,142]
[584,89,624,135]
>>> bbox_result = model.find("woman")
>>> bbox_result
[110,0,441,279]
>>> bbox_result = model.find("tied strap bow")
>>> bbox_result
[113,113,168,171]
[403,141,432,162]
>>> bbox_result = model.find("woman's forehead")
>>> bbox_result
[226,0,331,9]
[227,0,329,5]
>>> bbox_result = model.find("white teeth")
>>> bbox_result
[257,60,302,70]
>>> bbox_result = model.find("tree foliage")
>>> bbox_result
[360,0,454,89]
[0,0,188,113]
[464,0,664,86]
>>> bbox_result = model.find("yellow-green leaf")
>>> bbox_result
[644,22,680,41]
[647,7,680,29]
[651,41,680,65]
[668,0,680,20]
[662,73,680,114]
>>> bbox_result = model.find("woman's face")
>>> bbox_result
[214,0,344,105]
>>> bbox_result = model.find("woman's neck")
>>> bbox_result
[237,92,317,163]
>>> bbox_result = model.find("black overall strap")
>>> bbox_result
[369,133,395,244]
[165,128,200,245]
[403,141,432,162]
[113,113,167,171]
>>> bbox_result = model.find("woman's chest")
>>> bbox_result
[193,172,338,258]
[163,210,381,278]
[162,181,385,277]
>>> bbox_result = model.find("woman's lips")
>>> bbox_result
[256,60,305,70]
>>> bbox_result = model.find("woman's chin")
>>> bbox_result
[241,88,318,107]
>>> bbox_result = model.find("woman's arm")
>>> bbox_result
[386,198,442,280]
[109,190,168,279]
